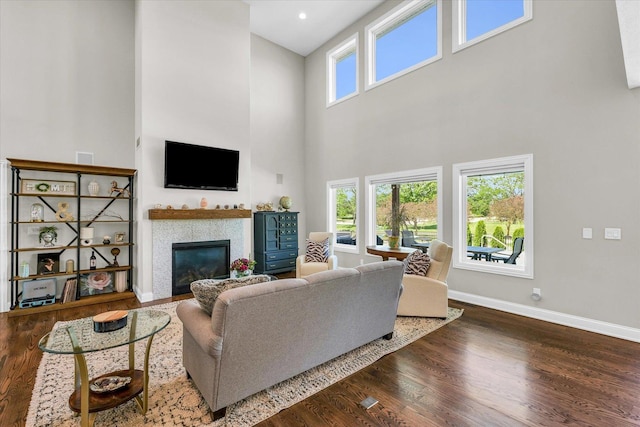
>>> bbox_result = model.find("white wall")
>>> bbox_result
[304,1,640,328]
[250,34,307,243]
[135,0,251,301]
[0,0,135,166]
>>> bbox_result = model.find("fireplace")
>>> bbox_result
[172,240,230,295]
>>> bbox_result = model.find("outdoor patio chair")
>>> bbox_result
[401,230,419,247]
[491,237,524,264]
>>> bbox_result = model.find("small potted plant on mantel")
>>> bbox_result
[38,226,58,247]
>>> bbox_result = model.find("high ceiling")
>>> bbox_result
[244,0,384,57]
[244,0,639,88]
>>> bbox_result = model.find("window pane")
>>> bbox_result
[334,186,357,245]
[465,0,525,41]
[466,171,525,264]
[374,181,438,245]
[375,4,438,82]
[336,51,356,100]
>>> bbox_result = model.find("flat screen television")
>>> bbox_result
[164,141,239,191]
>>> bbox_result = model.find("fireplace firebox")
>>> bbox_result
[172,240,230,295]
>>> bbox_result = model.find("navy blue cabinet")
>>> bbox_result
[253,211,298,274]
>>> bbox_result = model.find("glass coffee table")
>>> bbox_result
[38,309,171,427]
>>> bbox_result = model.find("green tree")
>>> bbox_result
[473,221,487,246]
[399,181,437,203]
[467,223,473,245]
[490,195,524,236]
[492,226,505,248]
[467,172,524,218]
[513,228,525,239]
[336,187,356,225]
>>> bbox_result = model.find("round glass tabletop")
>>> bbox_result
[39,309,171,355]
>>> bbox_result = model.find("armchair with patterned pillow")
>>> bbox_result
[397,239,453,318]
[296,232,338,278]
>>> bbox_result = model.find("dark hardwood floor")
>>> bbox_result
[2,295,639,426]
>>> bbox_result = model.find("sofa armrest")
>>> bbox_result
[176,299,223,357]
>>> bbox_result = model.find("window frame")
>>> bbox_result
[326,33,359,108]
[327,177,360,254]
[365,0,442,92]
[452,0,533,53]
[365,167,443,249]
[452,154,534,279]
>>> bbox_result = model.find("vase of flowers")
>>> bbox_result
[230,257,256,278]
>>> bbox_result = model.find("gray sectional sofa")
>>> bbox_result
[176,260,404,419]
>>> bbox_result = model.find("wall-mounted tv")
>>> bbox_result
[164,140,239,191]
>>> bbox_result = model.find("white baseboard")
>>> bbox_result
[449,290,640,343]
[134,287,154,303]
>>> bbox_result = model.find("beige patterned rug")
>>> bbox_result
[27,300,462,426]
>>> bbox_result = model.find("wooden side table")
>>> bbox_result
[366,245,417,261]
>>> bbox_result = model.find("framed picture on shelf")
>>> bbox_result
[114,232,126,243]
[37,253,60,275]
[79,271,114,296]
[21,179,76,195]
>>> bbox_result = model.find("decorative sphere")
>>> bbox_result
[279,196,292,210]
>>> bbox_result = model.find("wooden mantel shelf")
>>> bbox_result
[148,208,252,220]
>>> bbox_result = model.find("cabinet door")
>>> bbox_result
[264,214,279,251]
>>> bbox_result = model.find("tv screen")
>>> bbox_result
[164,141,239,191]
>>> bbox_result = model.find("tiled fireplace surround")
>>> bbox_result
[151,218,245,299]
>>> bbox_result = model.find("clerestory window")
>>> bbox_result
[326,34,358,107]
[365,0,442,91]
[453,0,532,52]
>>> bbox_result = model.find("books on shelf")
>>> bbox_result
[60,278,77,303]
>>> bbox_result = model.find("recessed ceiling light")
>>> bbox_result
[298,12,307,20]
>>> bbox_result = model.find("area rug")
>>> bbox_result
[27,300,462,426]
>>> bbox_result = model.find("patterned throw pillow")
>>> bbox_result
[403,250,431,276]
[190,275,272,315]
[305,238,329,262]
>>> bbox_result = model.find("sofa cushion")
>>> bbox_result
[191,275,272,315]
[403,250,431,276]
[305,238,329,262]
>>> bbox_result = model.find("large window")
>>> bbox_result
[327,178,359,253]
[453,154,533,278]
[365,0,442,91]
[453,0,532,52]
[365,167,442,249]
[326,34,358,107]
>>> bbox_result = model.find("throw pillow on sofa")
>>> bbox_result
[305,238,329,262]
[403,250,431,276]
[191,275,272,315]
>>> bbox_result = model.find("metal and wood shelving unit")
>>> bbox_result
[8,158,137,317]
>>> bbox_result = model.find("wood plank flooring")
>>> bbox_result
[1,296,639,426]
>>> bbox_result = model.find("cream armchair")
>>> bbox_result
[397,239,453,318]
[296,232,338,278]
